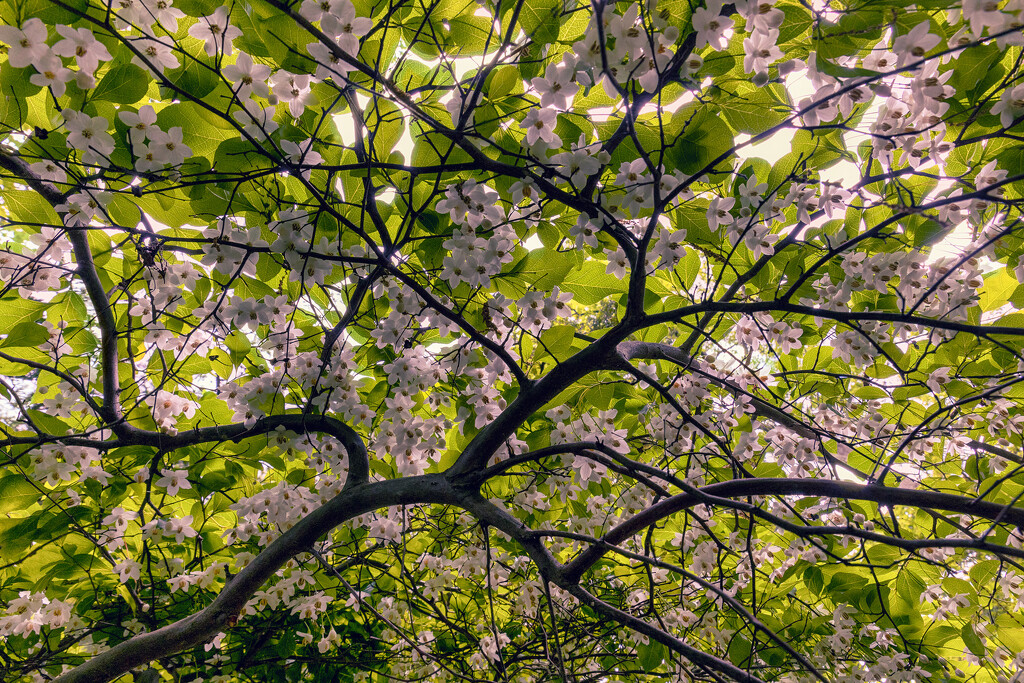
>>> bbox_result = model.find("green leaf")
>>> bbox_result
[906,216,950,248]
[0,321,49,349]
[950,43,1001,95]
[27,409,71,435]
[166,57,221,100]
[489,66,519,100]
[803,565,824,595]
[157,102,236,157]
[2,189,60,224]
[980,269,1017,312]
[500,249,575,295]
[93,64,149,104]
[519,0,561,44]
[0,298,50,329]
[224,330,252,365]
[214,137,270,173]
[727,636,752,666]
[637,640,666,673]
[23,0,89,22]
[962,624,986,657]
[562,261,628,305]
[826,571,868,596]
[538,324,576,362]
[667,104,735,175]
[46,292,88,326]
[718,83,790,135]
[0,474,37,514]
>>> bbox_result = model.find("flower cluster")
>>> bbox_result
[118,106,192,173]
[0,19,111,98]
[0,591,75,638]
[438,188,515,290]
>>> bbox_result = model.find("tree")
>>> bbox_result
[1,0,1024,680]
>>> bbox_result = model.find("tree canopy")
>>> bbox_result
[1,0,1024,681]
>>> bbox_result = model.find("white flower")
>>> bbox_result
[861,42,897,72]
[204,633,225,652]
[233,101,279,140]
[114,559,141,583]
[222,52,271,99]
[343,589,368,612]
[893,21,940,65]
[480,632,510,661]
[637,28,678,92]
[166,515,198,543]
[819,182,850,218]
[131,37,181,74]
[570,215,603,249]
[103,507,138,531]
[135,142,165,174]
[317,627,342,653]
[605,245,630,278]
[531,61,578,111]
[744,224,779,259]
[145,0,186,32]
[56,189,111,226]
[771,321,803,353]
[520,107,562,148]
[692,0,734,51]
[29,160,67,184]
[995,0,1024,49]
[435,180,503,228]
[53,25,112,75]
[963,0,1005,38]
[707,196,735,231]
[736,0,784,33]
[188,7,243,57]
[321,0,372,54]
[649,225,686,269]
[156,467,192,495]
[681,54,704,78]
[270,70,316,118]
[737,175,767,209]
[509,178,538,205]
[0,18,50,68]
[281,138,323,178]
[147,126,192,166]
[926,367,950,393]
[992,83,1024,129]
[976,159,1008,190]
[63,110,115,163]
[29,52,73,98]
[603,5,645,58]
[119,105,159,146]
[300,0,342,23]
[742,28,782,75]
[551,147,600,187]
[306,42,356,81]
[81,466,112,485]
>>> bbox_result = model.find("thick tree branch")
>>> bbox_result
[566,584,767,683]
[646,300,1024,338]
[617,340,818,439]
[53,474,456,683]
[562,478,1024,583]
[0,151,123,429]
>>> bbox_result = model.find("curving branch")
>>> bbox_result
[0,151,124,428]
[561,478,1024,583]
[53,474,458,683]
[617,340,818,439]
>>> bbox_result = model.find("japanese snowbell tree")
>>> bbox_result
[1,0,1024,681]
